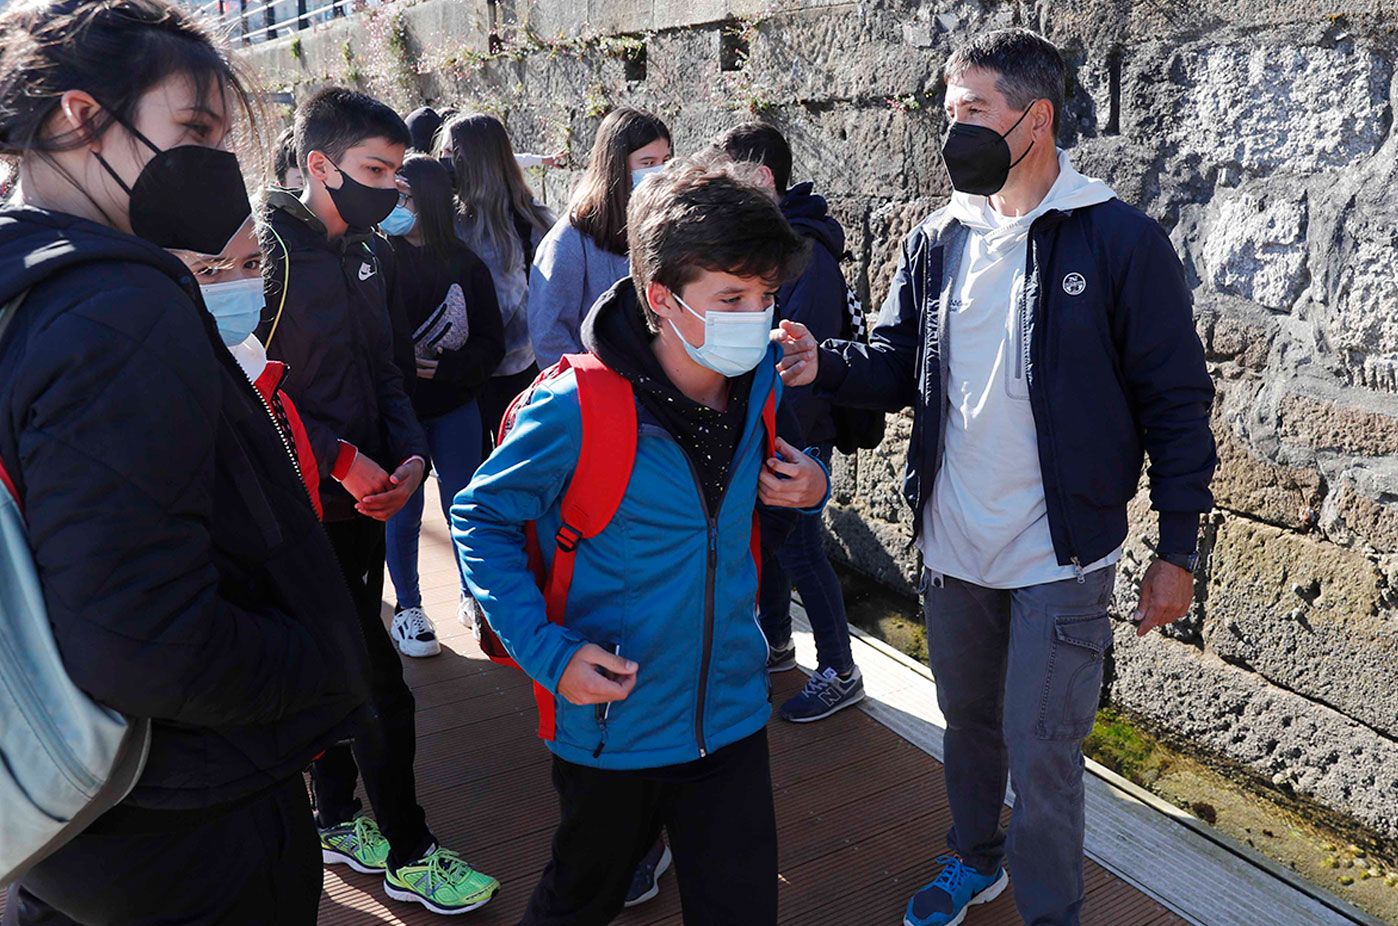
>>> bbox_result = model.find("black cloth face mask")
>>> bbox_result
[93,115,251,255]
[322,156,399,229]
[940,102,1039,197]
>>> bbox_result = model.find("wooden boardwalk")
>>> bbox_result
[317,513,1187,926]
[0,505,1189,925]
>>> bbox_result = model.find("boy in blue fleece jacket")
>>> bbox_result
[452,156,829,926]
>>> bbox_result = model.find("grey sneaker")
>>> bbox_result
[766,638,797,673]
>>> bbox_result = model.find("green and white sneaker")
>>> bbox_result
[319,814,391,874]
[385,845,500,915]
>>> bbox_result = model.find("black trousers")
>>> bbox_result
[311,516,433,870]
[4,778,320,926]
[521,730,778,926]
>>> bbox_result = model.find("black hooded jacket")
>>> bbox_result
[777,182,847,448]
[258,191,429,521]
[0,206,371,812]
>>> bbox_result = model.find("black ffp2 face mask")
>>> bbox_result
[322,156,399,229]
[93,115,252,255]
[940,102,1039,197]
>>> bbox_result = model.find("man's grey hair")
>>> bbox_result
[943,28,1066,135]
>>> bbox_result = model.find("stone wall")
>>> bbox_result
[240,0,1398,841]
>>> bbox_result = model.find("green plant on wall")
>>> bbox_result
[888,93,922,113]
[583,82,610,119]
[341,40,354,67]
[599,34,645,63]
[385,12,419,92]
[290,35,304,63]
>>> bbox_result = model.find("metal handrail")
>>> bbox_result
[193,0,370,45]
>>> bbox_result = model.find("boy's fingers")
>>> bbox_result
[758,473,799,502]
[591,647,638,677]
[586,675,630,702]
[765,457,802,477]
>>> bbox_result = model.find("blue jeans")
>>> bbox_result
[386,400,483,610]
[923,564,1116,926]
[758,447,854,674]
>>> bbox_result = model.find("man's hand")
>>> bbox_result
[339,452,392,502]
[356,457,426,521]
[416,357,439,380]
[758,436,828,509]
[1132,558,1195,637]
[774,319,818,387]
[558,643,638,706]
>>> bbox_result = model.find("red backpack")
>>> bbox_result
[477,352,776,741]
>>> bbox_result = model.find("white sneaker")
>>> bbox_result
[391,607,441,658]
[458,595,484,641]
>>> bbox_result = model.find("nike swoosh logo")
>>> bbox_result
[359,263,375,281]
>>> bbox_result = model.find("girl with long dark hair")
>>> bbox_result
[528,107,671,367]
[380,153,504,646]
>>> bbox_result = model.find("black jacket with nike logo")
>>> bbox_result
[258,191,428,522]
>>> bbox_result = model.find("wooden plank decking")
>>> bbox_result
[316,513,1188,926]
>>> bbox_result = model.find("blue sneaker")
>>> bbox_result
[779,665,864,723]
[904,853,1009,926]
[623,838,672,907]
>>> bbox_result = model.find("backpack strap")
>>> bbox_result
[533,352,637,740]
[749,384,779,590]
[0,456,18,515]
[0,290,28,513]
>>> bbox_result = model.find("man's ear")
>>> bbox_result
[1032,99,1055,141]
[756,164,776,192]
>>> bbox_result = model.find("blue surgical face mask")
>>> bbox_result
[380,203,417,237]
[631,164,665,190]
[200,277,265,347]
[667,291,775,377]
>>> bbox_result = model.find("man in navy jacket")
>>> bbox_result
[779,28,1216,926]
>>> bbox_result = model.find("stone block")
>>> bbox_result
[1320,465,1398,554]
[1123,35,1391,178]
[1183,181,1309,311]
[1210,380,1323,530]
[1279,391,1398,457]
[1108,629,1398,841]
[1202,515,1398,738]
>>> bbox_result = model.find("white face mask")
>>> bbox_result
[631,164,665,189]
[667,291,775,377]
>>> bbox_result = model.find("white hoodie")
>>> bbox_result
[921,150,1120,589]
[228,334,268,385]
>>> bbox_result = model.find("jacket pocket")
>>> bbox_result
[1036,607,1112,741]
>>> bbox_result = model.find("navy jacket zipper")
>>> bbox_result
[1024,219,1086,579]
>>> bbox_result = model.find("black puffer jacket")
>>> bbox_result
[0,206,371,811]
[258,191,429,521]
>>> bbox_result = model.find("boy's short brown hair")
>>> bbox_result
[627,155,809,331]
